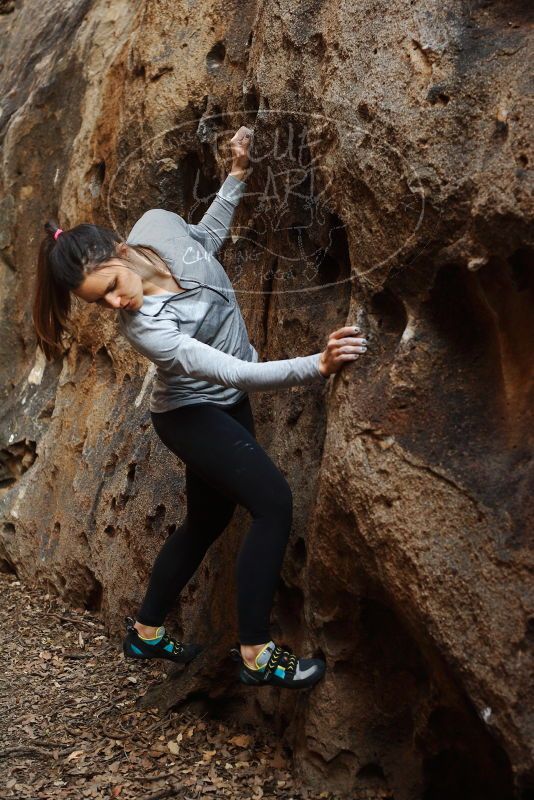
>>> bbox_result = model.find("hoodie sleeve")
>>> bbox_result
[185,174,247,255]
[123,318,327,391]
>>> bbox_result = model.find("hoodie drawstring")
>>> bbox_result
[138,277,230,318]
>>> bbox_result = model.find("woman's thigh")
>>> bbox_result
[184,462,236,532]
[150,398,290,515]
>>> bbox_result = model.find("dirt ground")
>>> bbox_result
[0,571,342,800]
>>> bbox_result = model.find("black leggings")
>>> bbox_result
[136,394,293,645]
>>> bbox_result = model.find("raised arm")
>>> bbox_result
[123,318,327,391]
[185,126,253,255]
[185,173,247,255]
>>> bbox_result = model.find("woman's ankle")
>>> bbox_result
[240,642,269,662]
[134,621,161,637]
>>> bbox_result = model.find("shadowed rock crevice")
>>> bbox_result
[0,523,17,574]
[145,503,167,534]
[420,705,514,800]
[306,547,517,798]
[0,438,37,494]
[206,41,226,74]
[369,286,408,345]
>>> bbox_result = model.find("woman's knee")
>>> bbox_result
[187,500,236,536]
[255,475,293,523]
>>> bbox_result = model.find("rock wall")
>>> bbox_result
[0,1,532,798]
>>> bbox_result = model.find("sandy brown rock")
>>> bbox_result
[0,1,532,798]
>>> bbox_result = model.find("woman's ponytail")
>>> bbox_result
[32,220,73,361]
[32,218,121,361]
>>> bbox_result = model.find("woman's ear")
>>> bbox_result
[116,241,129,259]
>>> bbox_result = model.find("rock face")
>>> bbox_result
[0,1,532,798]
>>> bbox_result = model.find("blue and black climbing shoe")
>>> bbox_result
[230,640,326,690]
[122,616,203,665]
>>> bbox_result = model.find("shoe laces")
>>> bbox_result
[160,631,184,655]
[265,643,297,675]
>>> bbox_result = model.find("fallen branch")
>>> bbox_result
[0,745,56,759]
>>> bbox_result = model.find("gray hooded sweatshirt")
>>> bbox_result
[118,173,327,413]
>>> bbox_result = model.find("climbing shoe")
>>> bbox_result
[230,640,326,689]
[122,616,203,665]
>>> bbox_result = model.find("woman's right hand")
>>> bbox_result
[318,325,369,378]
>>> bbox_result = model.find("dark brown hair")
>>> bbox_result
[32,219,122,360]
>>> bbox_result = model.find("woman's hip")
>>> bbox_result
[150,395,254,443]
[149,396,289,513]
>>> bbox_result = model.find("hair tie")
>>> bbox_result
[54,228,63,241]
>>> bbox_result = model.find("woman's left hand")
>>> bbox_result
[229,126,254,180]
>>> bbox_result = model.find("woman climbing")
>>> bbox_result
[32,126,369,690]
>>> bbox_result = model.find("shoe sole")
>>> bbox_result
[122,640,202,665]
[238,666,326,690]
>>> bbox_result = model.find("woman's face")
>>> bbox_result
[72,259,144,312]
